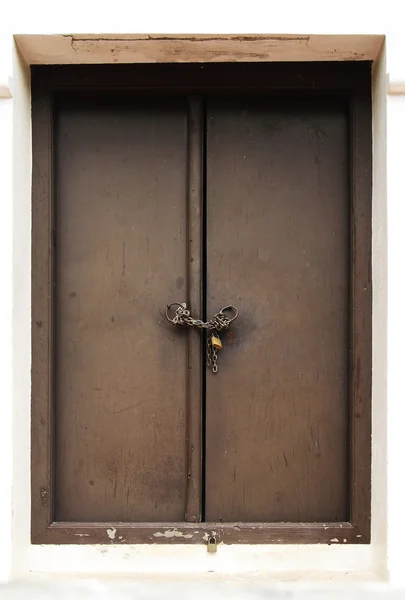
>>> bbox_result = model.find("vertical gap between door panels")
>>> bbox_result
[201,98,208,522]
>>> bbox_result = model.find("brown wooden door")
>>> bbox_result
[54,97,190,522]
[205,98,349,522]
[31,64,371,545]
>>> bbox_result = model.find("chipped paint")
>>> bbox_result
[202,531,218,542]
[153,529,193,539]
[330,538,339,543]
[74,533,90,537]
[39,486,49,507]
[106,527,117,540]
[15,33,383,68]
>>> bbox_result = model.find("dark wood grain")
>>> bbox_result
[53,97,188,522]
[42,521,360,545]
[349,91,372,542]
[185,96,204,522]
[31,63,371,94]
[206,98,350,522]
[31,90,55,539]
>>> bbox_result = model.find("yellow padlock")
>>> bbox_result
[207,535,217,553]
[211,334,222,350]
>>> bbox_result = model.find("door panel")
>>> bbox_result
[54,98,188,522]
[205,99,350,522]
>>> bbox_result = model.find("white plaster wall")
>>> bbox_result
[10,44,31,583]
[0,0,404,588]
[386,92,405,588]
[0,75,13,589]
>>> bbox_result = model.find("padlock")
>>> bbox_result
[211,334,223,350]
[207,535,217,553]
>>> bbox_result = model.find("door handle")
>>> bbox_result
[166,302,238,373]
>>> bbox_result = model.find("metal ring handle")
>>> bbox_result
[165,302,186,323]
[218,305,238,322]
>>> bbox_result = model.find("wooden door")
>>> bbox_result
[205,98,349,522]
[31,64,371,545]
[53,97,190,522]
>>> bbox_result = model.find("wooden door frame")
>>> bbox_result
[31,62,371,545]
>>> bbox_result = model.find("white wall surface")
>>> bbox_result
[0,0,404,588]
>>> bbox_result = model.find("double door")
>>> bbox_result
[31,64,371,544]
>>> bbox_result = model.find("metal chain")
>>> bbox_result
[211,346,218,374]
[169,303,233,331]
[166,302,238,374]
[206,336,212,367]
[205,336,218,373]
